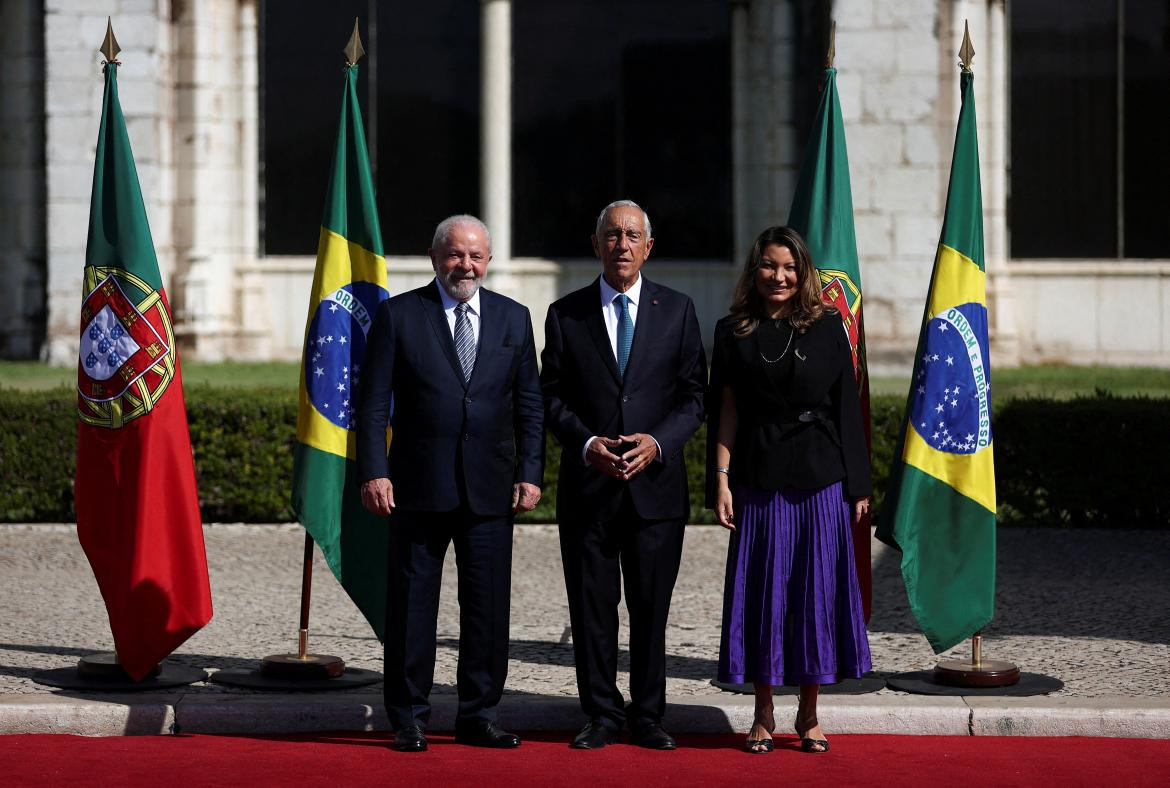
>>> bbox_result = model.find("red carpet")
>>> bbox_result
[2,732,1168,787]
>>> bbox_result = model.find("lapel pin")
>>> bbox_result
[652,299,659,306]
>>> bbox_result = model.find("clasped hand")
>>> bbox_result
[586,433,658,481]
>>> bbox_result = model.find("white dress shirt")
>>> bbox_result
[598,273,643,358]
[435,277,481,347]
[583,274,660,465]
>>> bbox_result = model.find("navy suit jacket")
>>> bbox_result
[356,281,544,516]
[540,276,707,521]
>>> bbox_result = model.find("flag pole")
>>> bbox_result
[253,19,372,683]
[930,23,1020,690]
[37,19,209,691]
[211,19,383,690]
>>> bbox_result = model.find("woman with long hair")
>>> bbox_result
[706,226,872,754]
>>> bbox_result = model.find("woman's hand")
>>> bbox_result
[716,487,736,530]
[853,497,870,526]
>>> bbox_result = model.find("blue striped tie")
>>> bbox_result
[454,302,475,382]
[615,293,633,378]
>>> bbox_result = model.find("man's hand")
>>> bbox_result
[512,482,542,513]
[617,433,658,481]
[585,436,627,478]
[361,477,395,517]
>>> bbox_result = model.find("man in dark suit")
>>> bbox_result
[540,200,707,750]
[357,214,543,752]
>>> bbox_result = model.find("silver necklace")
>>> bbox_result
[759,320,794,364]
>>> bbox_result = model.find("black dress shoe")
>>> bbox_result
[570,720,619,750]
[393,725,427,752]
[630,722,676,750]
[454,721,521,748]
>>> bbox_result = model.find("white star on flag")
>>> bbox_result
[314,367,324,377]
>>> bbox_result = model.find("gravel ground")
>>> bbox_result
[1,524,1167,699]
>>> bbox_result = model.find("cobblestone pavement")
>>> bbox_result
[1,524,1167,699]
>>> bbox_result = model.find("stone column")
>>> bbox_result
[978,0,1019,364]
[0,0,46,359]
[733,0,799,264]
[480,0,512,284]
[234,0,271,358]
[172,0,257,359]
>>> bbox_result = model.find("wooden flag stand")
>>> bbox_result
[211,530,380,690]
[210,19,380,693]
[933,631,1021,688]
[259,533,346,680]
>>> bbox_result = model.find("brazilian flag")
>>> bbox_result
[291,62,389,639]
[876,67,995,654]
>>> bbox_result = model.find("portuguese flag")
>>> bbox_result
[290,62,390,639]
[876,68,996,654]
[787,66,873,621]
[75,62,212,680]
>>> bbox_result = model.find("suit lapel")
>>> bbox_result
[469,290,500,388]
[419,281,468,390]
[623,276,657,386]
[584,278,622,385]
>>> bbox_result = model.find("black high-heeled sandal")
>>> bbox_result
[745,715,775,754]
[795,709,829,753]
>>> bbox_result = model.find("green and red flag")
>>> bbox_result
[876,66,996,653]
[787,66,873,621]
[75,61,212,680]
[291,62,390,639]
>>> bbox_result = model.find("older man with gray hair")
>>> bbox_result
[357,214,544,752]
[541,200,707,750]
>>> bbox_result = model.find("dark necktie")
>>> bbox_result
[615,293,633,378]
[454,302,475,382]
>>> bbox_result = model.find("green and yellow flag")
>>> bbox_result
[876,66,995,654]
[291,61,389,639]
[787,65,872,621]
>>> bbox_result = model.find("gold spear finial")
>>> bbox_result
[343,17,365,66]
[826,20,836,69]
[958,19,975,72]
[99,17,121,63]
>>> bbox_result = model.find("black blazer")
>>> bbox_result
[541,276,707,521]
[705,310,872,506]
[356,281,544,516]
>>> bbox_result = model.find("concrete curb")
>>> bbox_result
[4,693,1169,739]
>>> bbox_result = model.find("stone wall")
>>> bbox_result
[41,0,177,364]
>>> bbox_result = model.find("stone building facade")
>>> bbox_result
[3,0,1168,369]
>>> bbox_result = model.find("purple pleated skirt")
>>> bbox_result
[718,481,872,686]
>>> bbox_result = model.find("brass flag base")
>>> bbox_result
[35,652,208,691]
[260,653,346,681]
[78,652,162,681]
[933,632,1020,688]
[258,628,345,680]
[934,657,1021,688]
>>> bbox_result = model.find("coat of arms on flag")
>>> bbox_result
[77,268,174,422]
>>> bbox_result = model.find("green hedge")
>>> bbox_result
[2,389,1167,529]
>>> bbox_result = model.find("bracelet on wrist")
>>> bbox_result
[716,466,730,475]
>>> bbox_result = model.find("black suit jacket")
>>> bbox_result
[356,281,544,516]
[540,276,707,521]
[704,310,872,506]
